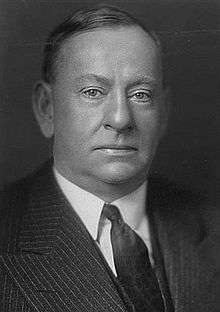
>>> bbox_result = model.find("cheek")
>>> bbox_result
[54,101,100,147]
[138,110,161,143]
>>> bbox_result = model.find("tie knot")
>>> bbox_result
[102,203,123,224]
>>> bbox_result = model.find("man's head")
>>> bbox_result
[33,5,169,201]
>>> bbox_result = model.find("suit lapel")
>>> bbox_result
[148,206,174,312]
[1,163,129,312]
[147,177,218,312]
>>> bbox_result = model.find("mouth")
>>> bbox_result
[94,145,137,156]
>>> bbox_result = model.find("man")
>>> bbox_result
[0,5,219,312]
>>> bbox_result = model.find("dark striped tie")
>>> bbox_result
[102,203,165,312]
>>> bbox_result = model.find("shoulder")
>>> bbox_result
[0,159,53,250]
[0,158,53,208]
[148,175,219,240]
[148,174,206,213]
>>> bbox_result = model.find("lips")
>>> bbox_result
[94,145,137,155]
[95,145,137,150]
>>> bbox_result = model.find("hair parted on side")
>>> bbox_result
[42,5,163,84]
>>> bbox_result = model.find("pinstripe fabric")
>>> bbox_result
[0,270,31,312]
[0,161,133,312]
[0,160,219,311]
[147,180,220,312]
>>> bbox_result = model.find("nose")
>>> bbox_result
[103,90,133,133]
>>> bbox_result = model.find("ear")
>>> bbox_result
[159,86,171,139]
[32,81,54,138]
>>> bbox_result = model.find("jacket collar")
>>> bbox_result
[0,160,134,312]
[147,176,219,312]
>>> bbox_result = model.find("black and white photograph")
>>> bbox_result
[0,1,219,311]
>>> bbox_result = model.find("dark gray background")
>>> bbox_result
[0,0,219,202]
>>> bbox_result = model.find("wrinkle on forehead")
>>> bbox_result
[56,26,162,85]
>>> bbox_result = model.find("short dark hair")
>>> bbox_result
[42,5,163,84]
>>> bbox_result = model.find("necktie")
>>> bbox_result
[102,203,165,312]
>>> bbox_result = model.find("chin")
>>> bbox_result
[95,162,145,184]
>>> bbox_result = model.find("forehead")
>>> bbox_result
[57,26,162,82]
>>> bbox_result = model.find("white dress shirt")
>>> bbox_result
[54,168,153,275]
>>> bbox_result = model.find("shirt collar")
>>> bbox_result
[54,168,147,239]
[113,182,147,230]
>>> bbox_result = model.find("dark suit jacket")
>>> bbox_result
[0,160,219,312]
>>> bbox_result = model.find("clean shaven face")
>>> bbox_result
[51,26,167,196]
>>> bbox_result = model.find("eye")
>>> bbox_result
[82,88,103,99]
[130,90,152,103]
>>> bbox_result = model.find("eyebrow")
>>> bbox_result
[126,76,157,89]
[74,74,112,86]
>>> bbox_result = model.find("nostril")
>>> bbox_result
[103,123,133,133]
[104,124,114,131]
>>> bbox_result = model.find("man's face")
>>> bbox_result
[51,26,167,190]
